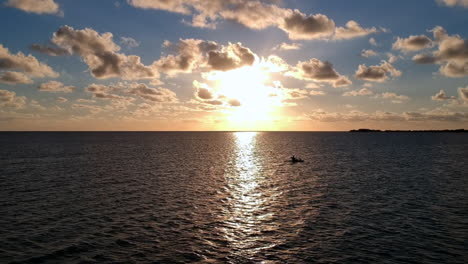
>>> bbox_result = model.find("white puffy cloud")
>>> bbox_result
[274,42,302,51]
[361,49,378,58]
[6,0,62,15]
[431,89,456,101]
[375,92,410,103]
[287,58,352,87]
[369,37,377,46]
[120,37,140,49]
[392,35,433,52]
[334,20,378,40]
[0,44,58,78]
[0,89,26,108]
[38,81,75,93]
[412,26,468,77]
[355,60,401,82]
[0,71,32,84]
[437,0,468,8]
[343,88,374,96]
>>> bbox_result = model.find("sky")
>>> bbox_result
[0,0,467,131]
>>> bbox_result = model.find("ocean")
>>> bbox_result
[1,132,467,263]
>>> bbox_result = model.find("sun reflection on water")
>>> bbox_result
[221,132,278,258]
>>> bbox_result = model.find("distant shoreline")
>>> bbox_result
[349,129,467,133]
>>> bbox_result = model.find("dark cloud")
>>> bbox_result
[288,58,352,87]
[207,43,256,71]
[50,26,157,79]
[155,39,218,75]
[412,26,468,77]
[30,43,70,56]
[128,0,378,41]
[392,35,432,52]
[0,71,32,84]
[197,87,214,100]
[355,60,401,82]
[281,10,335,40]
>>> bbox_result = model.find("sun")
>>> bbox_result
[205,63,285,126]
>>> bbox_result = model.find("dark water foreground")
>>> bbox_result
[1,132,467,263]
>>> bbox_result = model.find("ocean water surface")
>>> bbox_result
[0,132,467,263]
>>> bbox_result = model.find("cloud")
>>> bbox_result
[127,0,287,30]
[334,20,378,40]
[155,39,218,75]
[228,98,241,107]
[412,26,468,77]
[207,42,256,71]
[57,97,68,103]
[281,10,335,40]
[219,0,288,30]
[375,92,410,103]
[5,0,62,15]
[392,35,432,52]
[334,76,353,87]
[343,88,374,96]
[193,80,218,100]
[459,86,468,101]
[38,81,75,93]
[0,44,58,78]
[274,42,302,51]
[287,58,352,87]
[128,0,377,41]
[284,88,324,100]
[30,44,70,56]
[431,89,456,101]
[386,53,400,64]
[439,62,468,77]
[49,26,157,80]
[306,109,468,122]
[85,83,130,101]
[369,37,377,46]
[128,83,177,102]
[361,49,378,58]
[437,0,468,8]
[156,39,257,74]
[0,89,26,108]
[0,71,33,84]
[120,37,140,49]
[355,60,401,82]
